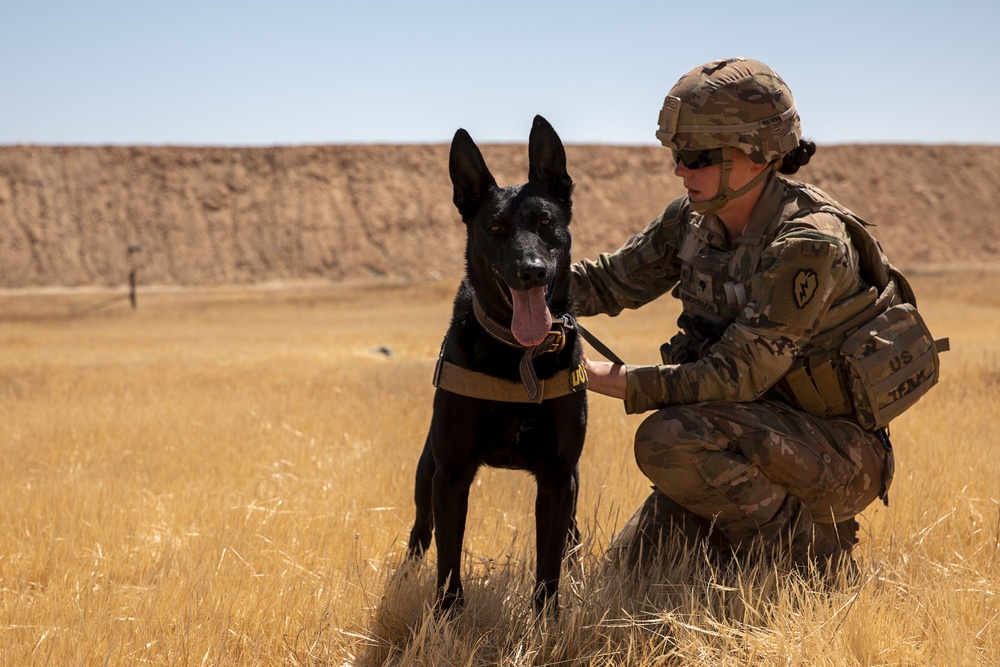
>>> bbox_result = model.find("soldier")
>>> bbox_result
[572,58,908,576]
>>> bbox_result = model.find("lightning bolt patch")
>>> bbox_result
[793,269,818,308]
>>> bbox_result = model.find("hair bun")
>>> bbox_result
[779,140,816,175]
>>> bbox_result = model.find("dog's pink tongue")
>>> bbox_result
[510,287,553,347]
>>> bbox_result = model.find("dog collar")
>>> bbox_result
[472,296,569,353]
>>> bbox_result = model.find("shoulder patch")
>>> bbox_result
[755,242,839,327]
[793,269,818,308]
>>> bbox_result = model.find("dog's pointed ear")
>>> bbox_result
[449,128,497,222]
[528,115,573,204]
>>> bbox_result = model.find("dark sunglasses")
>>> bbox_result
[672,148,724,170]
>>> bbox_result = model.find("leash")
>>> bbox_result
[567,315,625,366]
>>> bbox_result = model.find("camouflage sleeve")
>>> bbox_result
[623,215,860,414]
[570,202,686,317]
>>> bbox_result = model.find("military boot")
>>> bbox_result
[606,487,732,570]
[815,517,861,584]
[755,496,858,585]
[815,516,860,551]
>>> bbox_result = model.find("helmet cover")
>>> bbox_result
[656,58,801,164]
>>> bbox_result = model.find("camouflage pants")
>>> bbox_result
[622,399,891,564]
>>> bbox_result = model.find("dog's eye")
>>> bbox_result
[488,224,501,234]
[540,217,551,226]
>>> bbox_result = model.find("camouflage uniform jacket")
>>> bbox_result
[571,175,868,415]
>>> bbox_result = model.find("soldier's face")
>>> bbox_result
[674,157,721,202]
[674,150,768,205]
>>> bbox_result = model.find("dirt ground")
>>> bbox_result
[0,143,997,289]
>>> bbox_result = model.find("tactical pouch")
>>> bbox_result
[840,303,947,431]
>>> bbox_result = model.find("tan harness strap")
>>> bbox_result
[434,359,588,404]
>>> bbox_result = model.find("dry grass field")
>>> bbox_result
[1,272,998,666]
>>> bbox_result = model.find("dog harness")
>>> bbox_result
[434,357,588,404]
[433,297,588,403]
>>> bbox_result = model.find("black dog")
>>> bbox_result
[407,116,587,613]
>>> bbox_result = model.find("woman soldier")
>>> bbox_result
[572,57,906,576]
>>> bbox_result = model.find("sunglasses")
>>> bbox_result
[672,148,724,170]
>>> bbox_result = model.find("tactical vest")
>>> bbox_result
[662,180,946,430]
[661,196,769,364]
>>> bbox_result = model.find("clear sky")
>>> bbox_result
[3,0,998,147]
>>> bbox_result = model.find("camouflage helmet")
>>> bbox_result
[656,58,801,164]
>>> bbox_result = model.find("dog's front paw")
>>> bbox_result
[436,586,465,617]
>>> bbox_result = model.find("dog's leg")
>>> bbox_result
[407,435,435,559]
[433,462,476,612]
[568,464,582,549]
[532,472,578,613]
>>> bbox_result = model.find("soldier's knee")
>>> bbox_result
[633,409,667,474]
[633,406,706,479]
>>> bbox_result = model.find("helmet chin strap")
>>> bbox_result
[689,146,778,215]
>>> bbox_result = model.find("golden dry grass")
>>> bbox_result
[1,272,997,666]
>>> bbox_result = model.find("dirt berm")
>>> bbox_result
[0,144,997,289]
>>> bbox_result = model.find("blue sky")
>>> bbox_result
[2,0,998,146]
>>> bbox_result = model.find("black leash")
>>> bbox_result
[566,315,625,366]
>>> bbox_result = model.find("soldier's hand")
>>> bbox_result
[582,354,627,400]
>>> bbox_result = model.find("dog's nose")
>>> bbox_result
[517,260,549,286]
